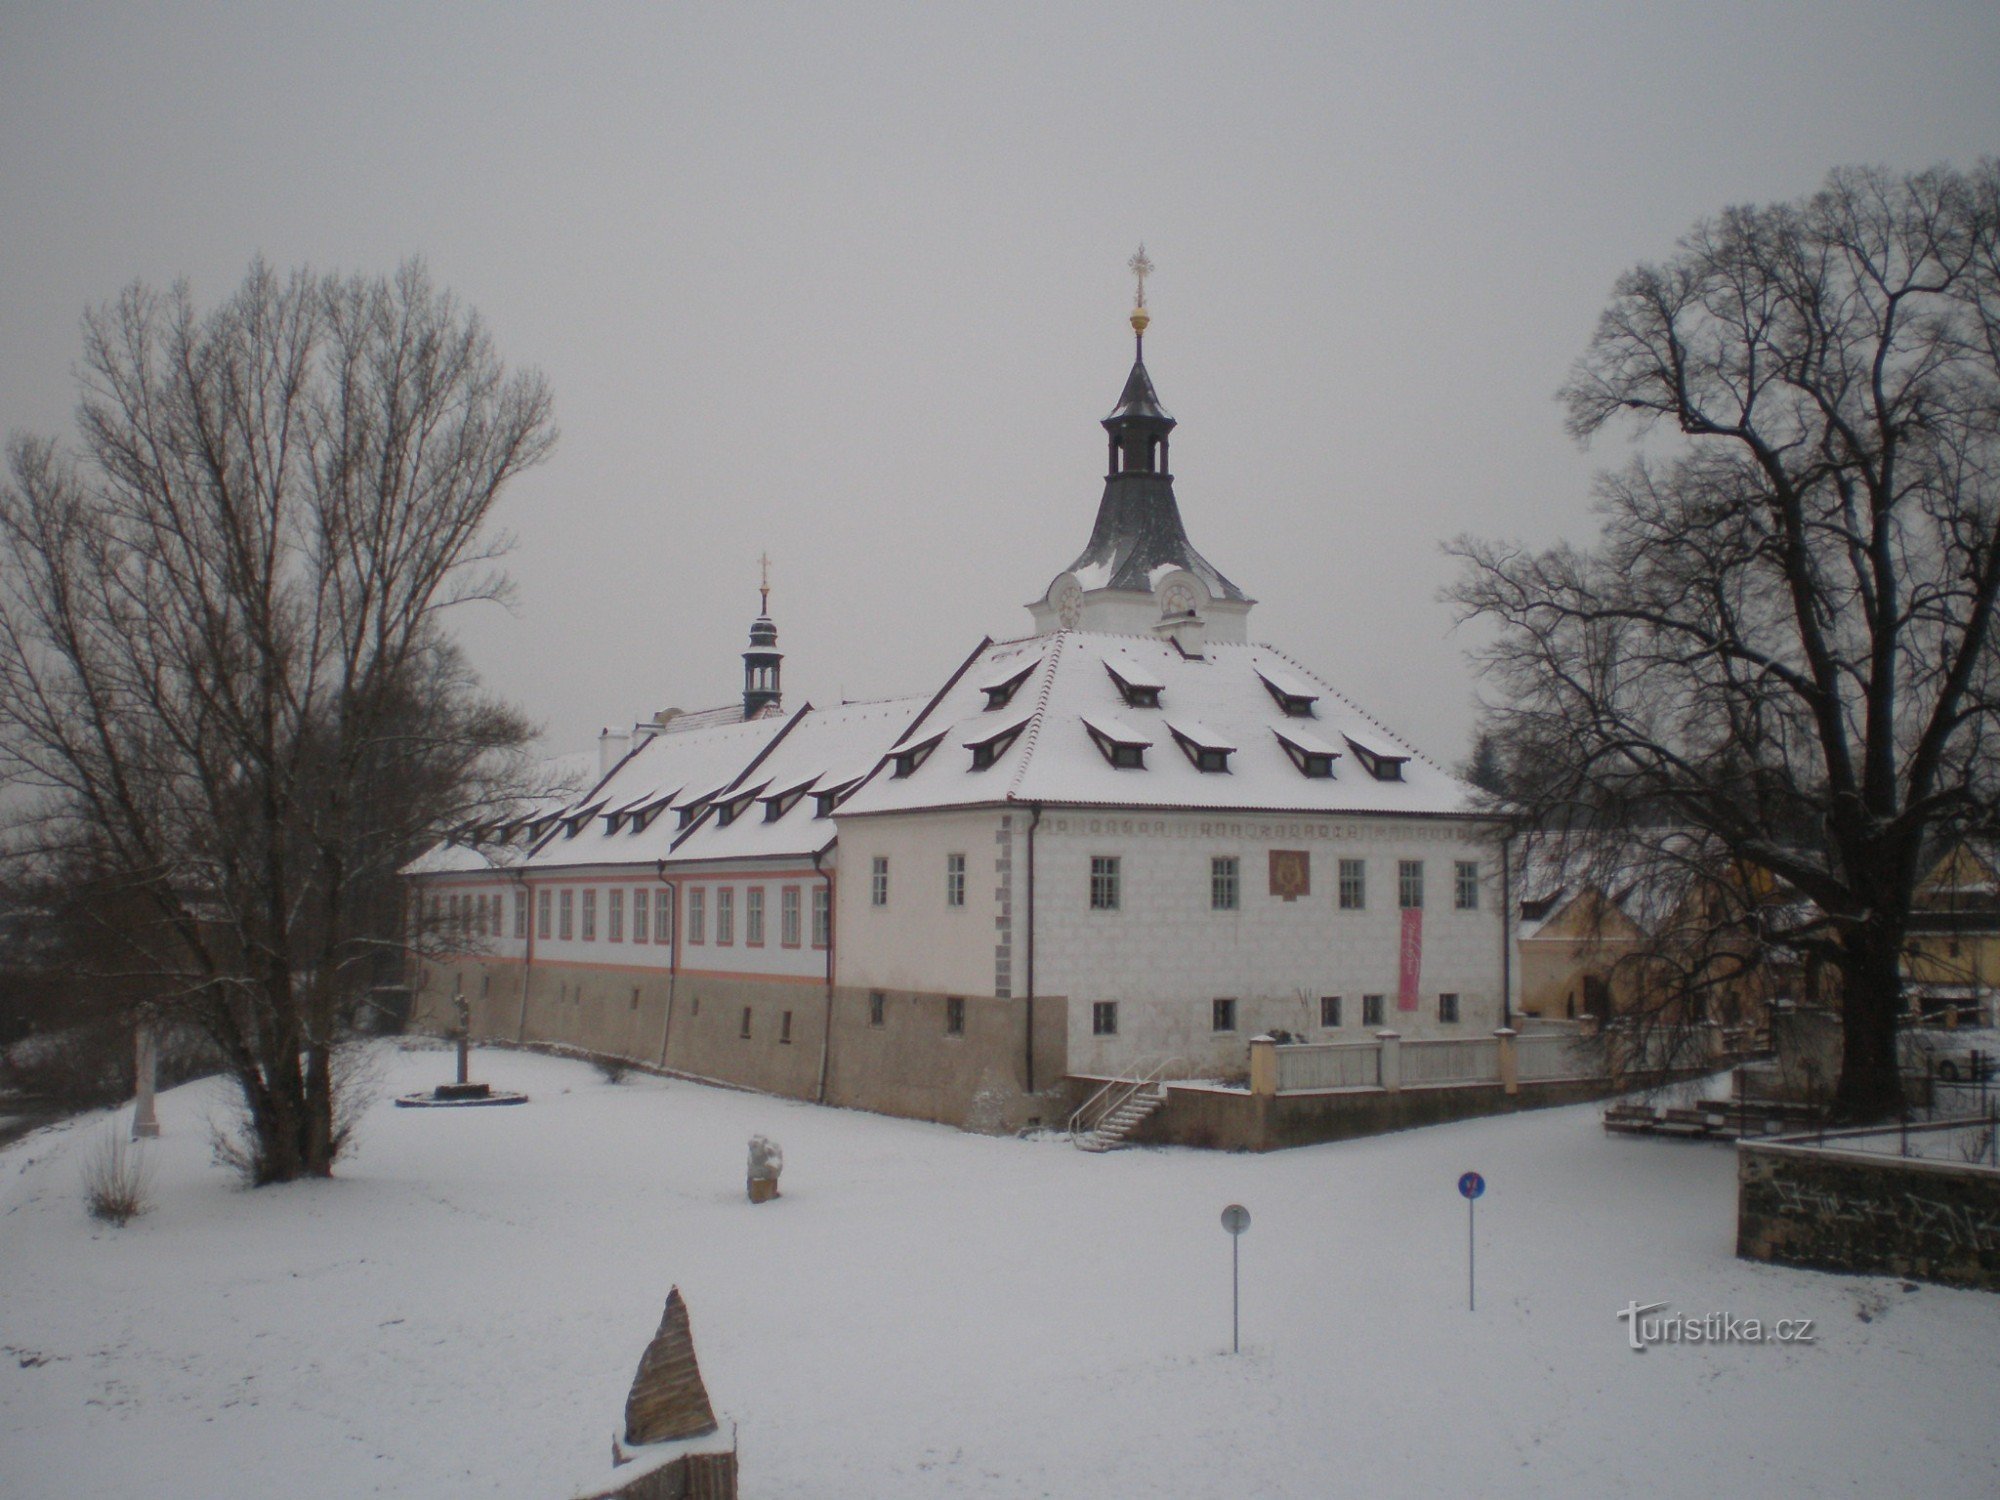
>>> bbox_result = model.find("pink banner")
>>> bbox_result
[1397,907,1423,1011]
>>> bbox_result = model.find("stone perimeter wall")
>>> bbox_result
[1737,1134,2000,1291]
[1090,1076,1615,1152]
[410,955,1069,1132]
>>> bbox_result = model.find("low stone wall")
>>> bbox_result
[1083,1076,1616,1152]
[409,956,1068,1132]
[1737,1130,2000,1290]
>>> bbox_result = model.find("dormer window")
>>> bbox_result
[1103,656,1165,709]
[1272,724,1341,779]
[762,783,812,822]
[628,796,672,834]
[562,801,604,838]
[1081,713,1151,770]
[964,715,1031,772]
[979,657,1041,711]
[813,786,847,818]
[1343,731,1410,782]
[714,784,765,828]
[678,800,710,830]
[891,729,947,779]
[1166,720,1235,773]
[1256,666,1319,718]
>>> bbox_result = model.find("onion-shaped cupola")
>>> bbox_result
[1029,248,1253,644]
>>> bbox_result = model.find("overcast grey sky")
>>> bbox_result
[3,3,1996,765]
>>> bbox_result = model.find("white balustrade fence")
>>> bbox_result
[1262,1028,1603,1096]
[1402,1037,1499,1085]
[1515,1031,1595,1082]
[1273,1041,1381,1092]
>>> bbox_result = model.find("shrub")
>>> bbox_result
[593,1053,631,1085]
[81,1127,152,1225]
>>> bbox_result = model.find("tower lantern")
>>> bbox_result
[742,554,783,719]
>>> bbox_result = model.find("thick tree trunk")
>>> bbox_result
[1832,925,1907,1122]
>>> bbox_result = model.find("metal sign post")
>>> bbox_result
[1220,1204,1251,1353]
[1458,1172,1485,1311]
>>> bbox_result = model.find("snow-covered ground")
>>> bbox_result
[2,1043,1995,1499]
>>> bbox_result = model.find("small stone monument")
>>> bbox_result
[395,989,528,1108]
[624,1286,719,1445]
[746,1135,782,1204]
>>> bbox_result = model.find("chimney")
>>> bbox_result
[599,726,632,777]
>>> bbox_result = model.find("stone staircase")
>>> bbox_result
[1074,1084,1166,1152]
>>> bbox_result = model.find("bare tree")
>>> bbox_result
[1451,162,2000,1121]
[0,260,554,1180]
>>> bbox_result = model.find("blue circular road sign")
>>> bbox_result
[1458,1171,1486,1200]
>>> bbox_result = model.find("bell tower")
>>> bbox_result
[742,555,783,719]
[1029,248,1253,643]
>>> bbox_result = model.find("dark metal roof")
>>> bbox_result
[1103,352,1175,429]
[1067,350,1246,602]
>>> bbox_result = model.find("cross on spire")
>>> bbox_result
[758,552,771,615]
[1128,244,1154,310]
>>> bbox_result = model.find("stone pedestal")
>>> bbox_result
[747,1176,778,1204]
[131,1024,161,1140]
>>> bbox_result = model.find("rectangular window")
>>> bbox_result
[1339,858,1366,910]
[688,888,706,945]
[780,1010,793,1044]
[1092,1000,1118,1036]
[739,1006,752,1039]
[1363,993,1385,1027]
[473,893,487,937]
[559,888,574,940]
[1320,995,1342,1028]
[631,887,648,943]
[1211,856,1240,911]
[1090,855,1121,911]
[946,852,966,908]
[811,886,831,948]
[945,996,965,1036]
[514,889,529,940]
[537,888,552,940]
[655,888,672,946]
[871,856,889,907]
[746,887,765,946]
[582,889,598,941]
[869,990,885,1027]
[1398,859,1425,910]
[1438,992,1461,1024]
[781,886,801,947]
[608,888,624,942]
[716,887,735,945]
[1455,860,1480,911]
[1212,997,1238,1033]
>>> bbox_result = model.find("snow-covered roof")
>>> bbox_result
[399,752,597,878]
[667,697,926,864]
[1101,650,1165,692]
[836,631,1480,819]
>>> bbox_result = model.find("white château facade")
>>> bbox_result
[405,296,1505,1131]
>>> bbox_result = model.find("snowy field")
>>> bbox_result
[3,1044,1996,1499]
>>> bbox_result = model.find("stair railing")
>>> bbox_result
[1068,1054,1186,1145]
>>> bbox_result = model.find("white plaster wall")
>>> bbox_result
[1026,589,1252,644]
[834,807,1010,997]
[667,860,833,982]
[417,860,832,983]
[1033,810,1507,1077]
